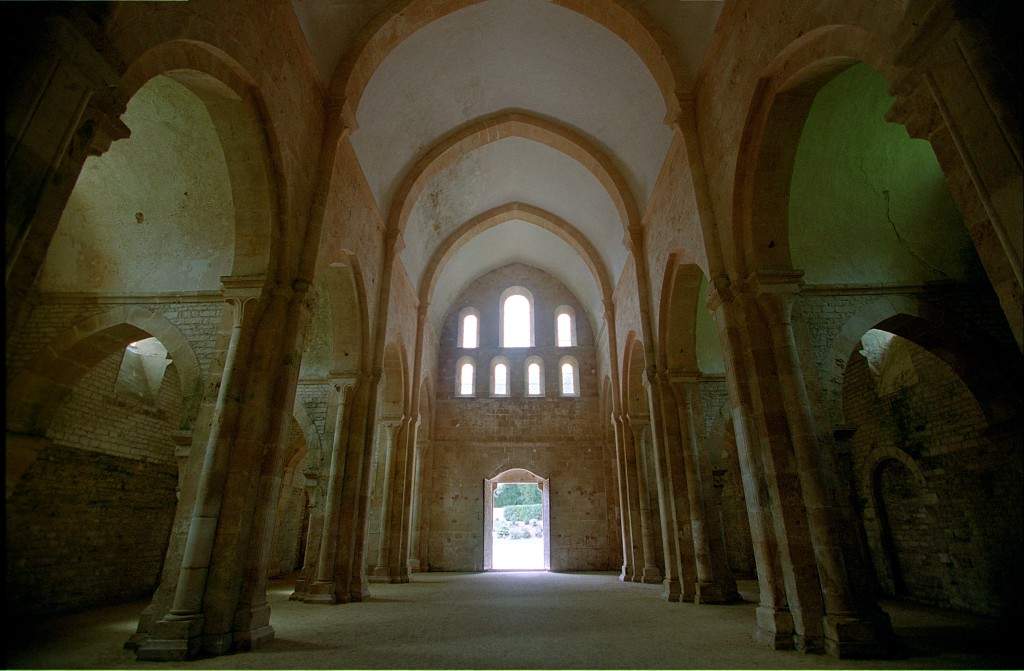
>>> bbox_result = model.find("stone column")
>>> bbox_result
[370,419,403,580]
[610,411,634,581]
[755,279,891,657]
[641,369,682,600]
[669,377,739,604]
[617,414,646,581]
[136,278,262,661]
[625,416,662,584]
[407,428,424,573]
[888,5,1022,349]
[289,466,321,600]
[652,372,697,602]
[386,414,415,583]
[610,414,634,581]
[231,280,314,651]
[709,284,794,650]
[171,430,193,502]
[5,13,129,341]
[327,374,376,603]
[303,377,357,603]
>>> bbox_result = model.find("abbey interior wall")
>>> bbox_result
[425,264,617,571]
[842,342,1023,616]
[6,350,185,614]
[6,296,228,615]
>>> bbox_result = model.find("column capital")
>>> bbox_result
[745,270,802,323]
[705,274,736,312]
[327,372,360,394]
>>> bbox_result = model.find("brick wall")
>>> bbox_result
[45,352,182,464]
[843,339,1023,616]
[425,264,614,571]
[6,444,177,615]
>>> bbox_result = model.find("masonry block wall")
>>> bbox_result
[6,296,227,615]
[425,264,615,571]
[841,339,1023,616]
[7,351,183,615]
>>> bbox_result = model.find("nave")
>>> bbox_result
[6,573,1016,670]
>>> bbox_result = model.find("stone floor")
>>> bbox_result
[5,573,1019,669]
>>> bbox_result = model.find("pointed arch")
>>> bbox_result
[327,0,686,131]
[389,111,641,237]
[7,306,203,435]
[121,39,286,282]
[420,202,614,307]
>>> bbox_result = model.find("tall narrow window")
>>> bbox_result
[500,287,534,347]
[561,363,575,395]
[456,357,475,397]
[524,355,545,397]
[528,362,542,395]
[493,363,508,396]
[463,314,478,348]
[559,356,579,396]
[557,313,572,346]
[458,308,480,348]
[555,306,576,347]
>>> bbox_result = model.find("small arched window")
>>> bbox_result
[499,286,534,348]
[456,356,475,397]
[525,356,545,397]
[555,306,576,347]
[559,356,580,397]
[458,307,480,348]
[491,357,511,397]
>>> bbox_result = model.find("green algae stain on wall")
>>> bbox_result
[788,63,980,285]
[696,274,724,374]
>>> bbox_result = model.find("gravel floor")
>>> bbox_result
[5,572,1018,669]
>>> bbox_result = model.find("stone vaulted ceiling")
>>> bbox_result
[290,0,724,329]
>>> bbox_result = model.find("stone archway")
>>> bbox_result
[483,467,550,571]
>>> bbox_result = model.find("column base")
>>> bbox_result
[289,577,309,600]
[641,565,663,584]
[135,614,204,661]
[232,602,274,652]
[388,573,411,584]
[301,581,340,604]
[123,604,159,649]
[661,577,682,601]
[822,610,893,658]
[754,606,795,650]
[350,584,370,602]
[619,566,631,582]
[694,580,742,604]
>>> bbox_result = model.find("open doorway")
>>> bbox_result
[483,468,550,571]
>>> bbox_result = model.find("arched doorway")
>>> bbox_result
[483,468,550,571]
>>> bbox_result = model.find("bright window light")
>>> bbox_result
[528,362,541,395]
[561,362,575,395]
[460,362,475,396]
[494,363,508,395]
[462,313,478,348]
[557,313,572,347]
[503,294,531,347]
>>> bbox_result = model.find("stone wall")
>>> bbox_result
[425,264,614,571]
[6,445,177,615]
[45,353,183,464]
[842,338,1023,615]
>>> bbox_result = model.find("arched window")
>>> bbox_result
[499,286,534,348]
[490,357,511,397]
[456,356,475,397]
[555,306,576,347]
[559,356,580,397]
[458,307,480,348]
[525,356,545,397]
